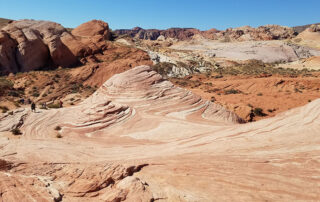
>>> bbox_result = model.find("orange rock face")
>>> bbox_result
[0,66,320,201]
[72,20,111,40]
[0,20,78,73]
[0,19,118,75]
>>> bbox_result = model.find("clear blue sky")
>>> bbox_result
[0,0,319,30]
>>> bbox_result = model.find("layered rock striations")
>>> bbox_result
[0,66,320,201]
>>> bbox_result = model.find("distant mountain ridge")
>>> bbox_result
[114,25,297,41]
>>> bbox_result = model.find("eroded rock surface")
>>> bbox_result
[0,19,115,75]
[0,20,78,73]
[0,66,319,201]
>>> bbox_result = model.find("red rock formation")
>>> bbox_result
[0,20,78,74]
[0,19,117,75]
[71,20,111,40]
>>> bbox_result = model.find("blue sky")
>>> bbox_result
[0,0,319,30]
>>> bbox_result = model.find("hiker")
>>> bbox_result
[27,98,31,105]
[31,102,36,112]
[247,109,255,122]
[59,100,63,108]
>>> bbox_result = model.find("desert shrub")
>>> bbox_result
[0,106,9,113]
[293,38,302,43]
[32,92,40,97]
[224,89,241,95]
[253,108,267,117]
[211,60,318,76]
[206,88,220,93]
[0,78,13,95]
[11,128,22,135]
[294,88,302,93]
[47,103,61,109]
[71,84,81,93]
[213,75,223,79]
[151,62,176,76]
[8,91,19,97]
[13,101,20,107]
[257,93,263,96]
[267,109,275,113]
[42,93,47,97]
[8,111,13,115]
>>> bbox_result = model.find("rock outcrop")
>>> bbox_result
[0,20,78,74]
[72,20,111,40]
[0,19,115,75]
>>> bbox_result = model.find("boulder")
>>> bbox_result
[62,20,111,58]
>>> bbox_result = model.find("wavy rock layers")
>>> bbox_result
[0,66,241,140]
[0,66,320,201]
[0,160,152,201]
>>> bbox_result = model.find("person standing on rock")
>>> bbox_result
[31,102,36,112]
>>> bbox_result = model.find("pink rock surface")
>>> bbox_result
[0,66,319,201]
